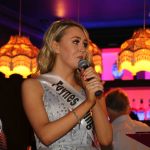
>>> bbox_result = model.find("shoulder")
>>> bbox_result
[133,120,150,129]
[22,78,40,88]
[22,78,43,95]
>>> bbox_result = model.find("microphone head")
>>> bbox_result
[78,59,90,70]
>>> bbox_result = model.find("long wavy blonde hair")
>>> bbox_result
[36,19,92,83]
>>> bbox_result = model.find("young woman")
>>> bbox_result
[22,19,112,150]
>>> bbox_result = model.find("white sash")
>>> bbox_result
[38,73,94,141]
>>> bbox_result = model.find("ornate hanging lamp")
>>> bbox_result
[88,41,103,74]
[0,35,39,78]
[0,0,39,78]
[118,0,150,76]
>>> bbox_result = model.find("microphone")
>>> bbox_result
[78,59,103,97]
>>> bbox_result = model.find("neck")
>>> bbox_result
[51,69,80,88]
[51,58,81,89]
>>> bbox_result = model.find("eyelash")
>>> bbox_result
[73,40,88,48]
[73,39,80,45]
[83,42,88,48]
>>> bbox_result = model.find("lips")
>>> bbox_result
[77,56,84,59]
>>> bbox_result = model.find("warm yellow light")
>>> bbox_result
[88,41,103,74]
[92,55,102,73]
[118,28,150,75]
[54,1,66,17]
[118,61,135,74]
[118,50,134,73]
[0,66,12,78]
[13,66,31,78]
[0,35,39,78]
[95,65,102,73]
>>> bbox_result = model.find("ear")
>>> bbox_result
[51,41,60,54]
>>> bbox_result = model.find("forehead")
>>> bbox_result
[63,26,88,39]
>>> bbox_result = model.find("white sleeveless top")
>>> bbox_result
[35,73,100,150]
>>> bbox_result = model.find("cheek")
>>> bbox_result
[60,48,73,60]
[61,43,71,53]
[63,53,70,59]
[63,52,75,61]
[61,46,76,58]
[59,41,78,60]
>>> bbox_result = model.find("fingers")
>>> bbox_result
[81,67,103,94]
[82,67,102,83]
[81,67,100,81]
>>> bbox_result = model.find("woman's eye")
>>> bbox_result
[73,39,80,45]
[83,42,88,48]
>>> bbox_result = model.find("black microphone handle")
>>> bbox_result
[86,77,103,96]
[95,90,103,97]
[78,59,103,97]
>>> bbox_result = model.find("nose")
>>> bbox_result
[79,44,86,53]
[80,49,85,53]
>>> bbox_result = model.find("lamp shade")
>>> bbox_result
[118,28,150,75]
[0,35,39,78]
[88,41,103,74]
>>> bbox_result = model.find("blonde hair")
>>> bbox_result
[37,19,92,74]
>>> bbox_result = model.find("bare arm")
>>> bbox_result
[80,67,112,146]
[92,97,112,146]
[21,78,95,145]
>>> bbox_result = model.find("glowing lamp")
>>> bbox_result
[0,35,39,78]
[118,28,150,75]
[88,41,103,74]
[92,55,102,73]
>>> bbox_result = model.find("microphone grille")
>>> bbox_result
[78,59,90,70]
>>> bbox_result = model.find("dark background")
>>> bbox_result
[0,73,36,150]
[0,0,150,149]
[0,0,150,49]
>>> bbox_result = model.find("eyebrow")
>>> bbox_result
[71,36,81,39]
[71,36,88,42]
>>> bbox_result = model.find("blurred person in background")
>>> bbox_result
[104,88,150,150]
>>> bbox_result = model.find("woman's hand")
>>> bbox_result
[80,66,103,106]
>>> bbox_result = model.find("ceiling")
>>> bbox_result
[0,0,150,48]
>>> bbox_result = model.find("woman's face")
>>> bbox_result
[56,26,89,70]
